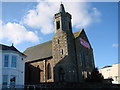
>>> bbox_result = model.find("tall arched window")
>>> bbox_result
[59,68,65,82]
[27,65,31,84]
[37,65,41,83]
[47,63,52,79]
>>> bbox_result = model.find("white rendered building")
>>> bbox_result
[99,63,120,84]
[0,44,26,89]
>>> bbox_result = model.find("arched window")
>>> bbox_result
[27,65,31,84]
[47,63,52,79]
[59,68,65,82]
[37,65,40,83]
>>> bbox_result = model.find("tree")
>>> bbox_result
[85,68,104,82]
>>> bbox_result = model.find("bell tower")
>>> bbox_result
[53,3,75,63]
[54,4,72,34]
[52,4,78,82]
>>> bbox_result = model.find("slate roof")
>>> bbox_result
[24,40,52,62]
[24,30,83,62]
[0,44,26,56]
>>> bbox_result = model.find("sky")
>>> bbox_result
[0,0,119,68]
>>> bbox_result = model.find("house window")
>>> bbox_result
[56,21,60,29]
[47,64,52,79]
[2,75,8,86]
[11,56,17,68]
[4,55,9,67]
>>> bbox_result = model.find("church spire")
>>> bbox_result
[59,3,65,13]
[54,3,72,34]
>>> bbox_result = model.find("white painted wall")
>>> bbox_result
[2,50,25,88]
[99,63,120,84]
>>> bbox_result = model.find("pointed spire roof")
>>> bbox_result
[59,3,65,13]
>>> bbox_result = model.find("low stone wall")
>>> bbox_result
[2,82,120,90]
[24,82,120,89]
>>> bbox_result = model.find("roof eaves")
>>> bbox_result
[26,56,53,63]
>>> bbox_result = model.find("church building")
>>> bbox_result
[24,4,95,84]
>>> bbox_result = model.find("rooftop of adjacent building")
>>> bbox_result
[100,63,120,69]
[0,44,26,56]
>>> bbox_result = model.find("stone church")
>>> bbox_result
[24,4,95,84]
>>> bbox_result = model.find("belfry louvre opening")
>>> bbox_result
[56,21,60,30]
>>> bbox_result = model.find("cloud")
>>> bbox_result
[23,2,58,34]
[1,1,101,44]
[64,2,101,28]
[0,20,2,25]
[23,1,101,34]
[112,43,118,48]
[0,21,39,44]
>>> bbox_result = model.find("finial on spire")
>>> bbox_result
[59,3,65,13]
